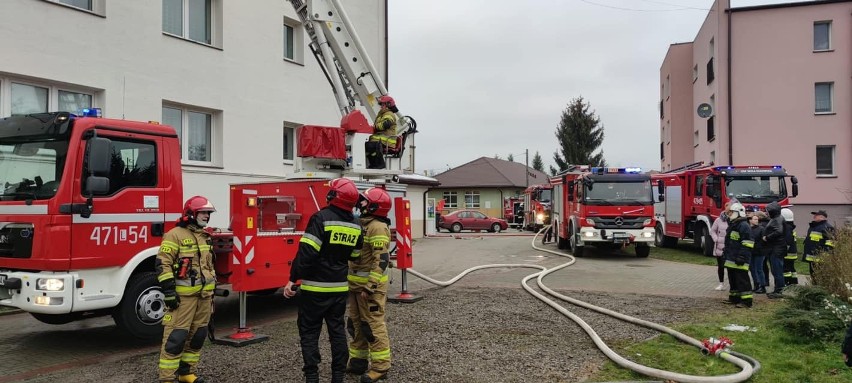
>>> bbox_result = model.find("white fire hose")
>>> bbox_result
[406,226,760,383]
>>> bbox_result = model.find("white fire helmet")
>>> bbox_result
[781,208,794,222]
[729,202,746,220]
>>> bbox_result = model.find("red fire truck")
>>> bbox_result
[522,184,552,232]
[503,196,523,229]
[651,162,798,256]
[550,166,660,257]
[0,0,418,340]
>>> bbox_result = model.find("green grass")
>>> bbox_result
[651,238,811,275]
[591,300,852,383]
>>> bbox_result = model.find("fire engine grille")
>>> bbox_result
[0,223,34,259]
[589,217,648,230]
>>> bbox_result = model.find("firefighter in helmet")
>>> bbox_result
[365,95,398,169]
[156,196,217,383]
[347,187,393,382]
[283,178,364,383]
[722,202,755,308]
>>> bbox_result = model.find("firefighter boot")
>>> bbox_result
[178,374,205,383]
[346,358,368,375]
[331,370,345,383]
[304,372,320,383]
[360,370,388,382]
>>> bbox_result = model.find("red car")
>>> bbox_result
[438,210,508,233]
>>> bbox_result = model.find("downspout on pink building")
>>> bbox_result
[660,0,852,225]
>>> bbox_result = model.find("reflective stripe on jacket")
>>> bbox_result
[290,205,363,294]
[803,220,835,261]
[156,225,216,296]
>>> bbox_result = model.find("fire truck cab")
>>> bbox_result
[551,166,659,258]
[522,184,552,232]
[652,163,798,256]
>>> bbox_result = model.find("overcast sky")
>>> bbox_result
[386,0,800,175]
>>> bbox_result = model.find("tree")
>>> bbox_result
[494,154,502,160]
[549,96,606,175]
[532,151,544,172]
[507,154,514,162]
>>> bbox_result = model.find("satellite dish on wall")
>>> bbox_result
[697,103,713,118]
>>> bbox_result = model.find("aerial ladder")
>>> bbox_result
[288,0,418,179]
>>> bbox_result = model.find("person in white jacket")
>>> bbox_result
[709,202,732,290]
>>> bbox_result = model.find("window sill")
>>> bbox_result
[282,160,294,165]
[283,58,304,66]
[813,49,834,53]
[693,78,698,84]
[163,33,223,51]
[708,137,716,143]
[42,0,105,17]
[816,175,837,178]
[814,112,836,116]
[182,161,224,169]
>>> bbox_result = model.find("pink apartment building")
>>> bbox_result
[660,0,851,225]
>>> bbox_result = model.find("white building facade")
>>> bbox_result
[0,0,388,228]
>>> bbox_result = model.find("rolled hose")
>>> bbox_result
[407,226,760,382]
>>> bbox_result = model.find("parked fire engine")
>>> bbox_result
[523,184,552,232]
[503,196,523,229]
[651,162,798,256]
[550,166,659,258]
[0,0,417,340]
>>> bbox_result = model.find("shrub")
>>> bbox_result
[811,226,852,300]
[772,286,848,343]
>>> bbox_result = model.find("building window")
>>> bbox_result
[660,142,664,160]
[706,57,714,85]
[282,16,304,64]
[443,191,458,209]
[11,83,48,116]
[162,104,218,164]
[659,100,664,119]
[464,191,480,208]
[707,116,715,141]
[163,0,216,46]
[5,79,94,116]
[665,75,670,99]
[693,130,699,147]
[709,151,715,165]
[709,37,715,58]
[814,21,832,51]
[44,0,105,15]
[56,0,91,10]
[816,146,834,176]
[693,64,698,83]
[283,122,297,161]
[815,82,833,113]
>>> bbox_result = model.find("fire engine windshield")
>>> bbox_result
[725,176,786,203]
[0,140,69,201]
[537,189,552,203]
[585,181,653,205]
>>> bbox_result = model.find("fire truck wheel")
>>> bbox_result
[635,245,651,258]
[112,272,166,340]
[694,225,713,256]
[451,222,463,233]
[568,224,584,257]
[655,224,678,248]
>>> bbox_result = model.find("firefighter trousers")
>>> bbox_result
[347,289,391,373]
[158,294,212,382]
[783,256,798,285]
[725,266,753,307]
[298,292,349,376]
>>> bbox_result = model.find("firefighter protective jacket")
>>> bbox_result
[156,225,216,297]
[803,220,835,261]
[369,110,397,146]
[290,205,363,294]
[723,218,754,267]
[784,221,798,259]
[349,216,391,294]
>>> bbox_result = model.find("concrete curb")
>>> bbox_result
[0,308,23,317]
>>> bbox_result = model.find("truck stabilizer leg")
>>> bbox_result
[211,291,270,347]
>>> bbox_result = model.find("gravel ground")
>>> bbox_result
[19,287,716,383]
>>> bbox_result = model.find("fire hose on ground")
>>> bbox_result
[405,226,761,383]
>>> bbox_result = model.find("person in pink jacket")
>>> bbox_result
[709,202,732,290]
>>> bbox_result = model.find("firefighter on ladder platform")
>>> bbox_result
[365,95,398,169]
[347,187,393,382]
[283,178,364,383]
[156,196,217,383]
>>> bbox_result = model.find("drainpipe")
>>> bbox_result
[726,5,733,165]
[499,189,504,219]
[423,187,432,237]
